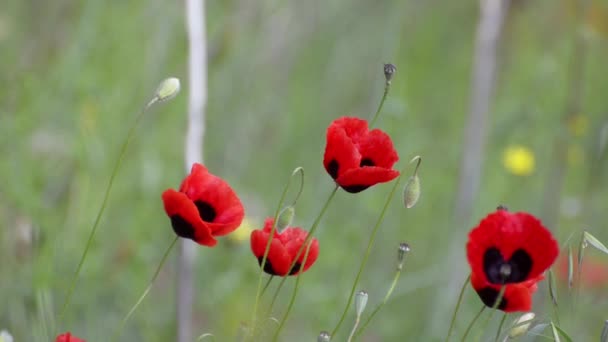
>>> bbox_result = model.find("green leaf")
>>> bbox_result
[550,322,561,342]
[583,231,608,255]
[553,323,573,342]
[548,269,558,306]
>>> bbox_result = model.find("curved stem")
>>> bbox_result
[287,167,305,207]
[346,315,361,342]
[112,236,179,341]
[266,276,287,316]
[330,167,406,337]
[271,186,339,341]
[260,275,274,298]
[58,102,153,325]
[444,274,471,342]
[461,306,485,342]
[369,83,391,127]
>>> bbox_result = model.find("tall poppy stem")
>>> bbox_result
[473,285,506,341]
[58,99,159,327]
[444,274,471,342]
[112,236,179,341]
[353,256,406,339]
[369,81,391,128]
[249,168,305,339]
[460,306,485,342]
[271,185,339,341]
[330,165,406,337]
[494,313,507,342]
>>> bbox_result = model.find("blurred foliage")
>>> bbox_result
[1,0,607,341]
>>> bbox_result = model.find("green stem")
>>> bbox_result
[330,168,406,337]
[112,236,179,341]
[461,306,485,342]
[260,276,274,298]
[267,276,287,316]
[353,267,403,338]
[346,315,361,342]
[271,186,339,341]
[445,274,471,342]
[369,83,391,127]
[58,101,155,326]
[474,286,506,342]
[494,313,507,342]
[249,168,304,338]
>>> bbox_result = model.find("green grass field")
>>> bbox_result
[1,0,607,341]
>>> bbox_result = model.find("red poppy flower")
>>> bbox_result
[55,332,86,342]
[250,218,319,276]
[323,116,399,193]
[162,163,245,247]
[470,272,541,312]
[467,208,559,286]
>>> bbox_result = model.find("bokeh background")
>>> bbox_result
[1,0,607,341]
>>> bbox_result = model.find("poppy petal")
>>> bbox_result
[324,122,361,181]
[357,128,399,168]
[284,230,319,275]
[467,210,559,285]
[162,189,217,247]
[251,229,291,276]
[336,167,400,193]
[471,272,534,313]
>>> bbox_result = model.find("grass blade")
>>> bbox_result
[583,231,608,255]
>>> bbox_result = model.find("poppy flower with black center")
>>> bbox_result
[56,332,86,342]
[323,116,399,193]
[470,272,541,312]
[162,163,245,247]
[250,218,319,276]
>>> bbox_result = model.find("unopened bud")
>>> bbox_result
[397,242,411,270]
[508,312,535,339]
[276,206,295,231]
[317,331,331,342]
[155,77,181,102]
[355,290,368,317]
[383,63,396,84]
[403,174,421,209]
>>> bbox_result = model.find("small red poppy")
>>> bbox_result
[55,332,86,342]
[162,163,245,247]
[250,218,319,276]
[467,208,559,286]
[323,116,399,193]
[470,272,541,312]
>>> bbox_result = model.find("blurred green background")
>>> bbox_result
[1,0,607,341]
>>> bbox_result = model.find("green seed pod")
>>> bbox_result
[508,313,535,338]
[317,331,331,342]
[383,63,397,84]
[397,242,411,270]
[276,206,295,231]
[155,77,181,102]
[355,290,368,317]
[403,174,421,209]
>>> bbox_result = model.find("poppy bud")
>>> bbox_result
[0,330,14,342]
[317,331,331,342]
[355,290,369,317]
[403,174,421,209]
[155,77,181,102]
[601,320,608,342]
[397,242,411,270]
[508,312,535,338]
[276,206,295,231]
[497,205,508,211]
[383,63,396,84]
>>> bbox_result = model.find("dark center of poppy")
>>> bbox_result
[258,257,279,276]
[195,201,216,222]
[170,215,195,240]
[476,287,507,310]
[483,247,532,284]
[327,160,339,180]
[360,158,375,167]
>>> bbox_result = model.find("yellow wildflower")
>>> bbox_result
[503,145,535,176]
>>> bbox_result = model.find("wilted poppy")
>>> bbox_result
[162,163,245,247]
[250,218,319,276]
[55,332,86,342]
[323,116,399,193]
